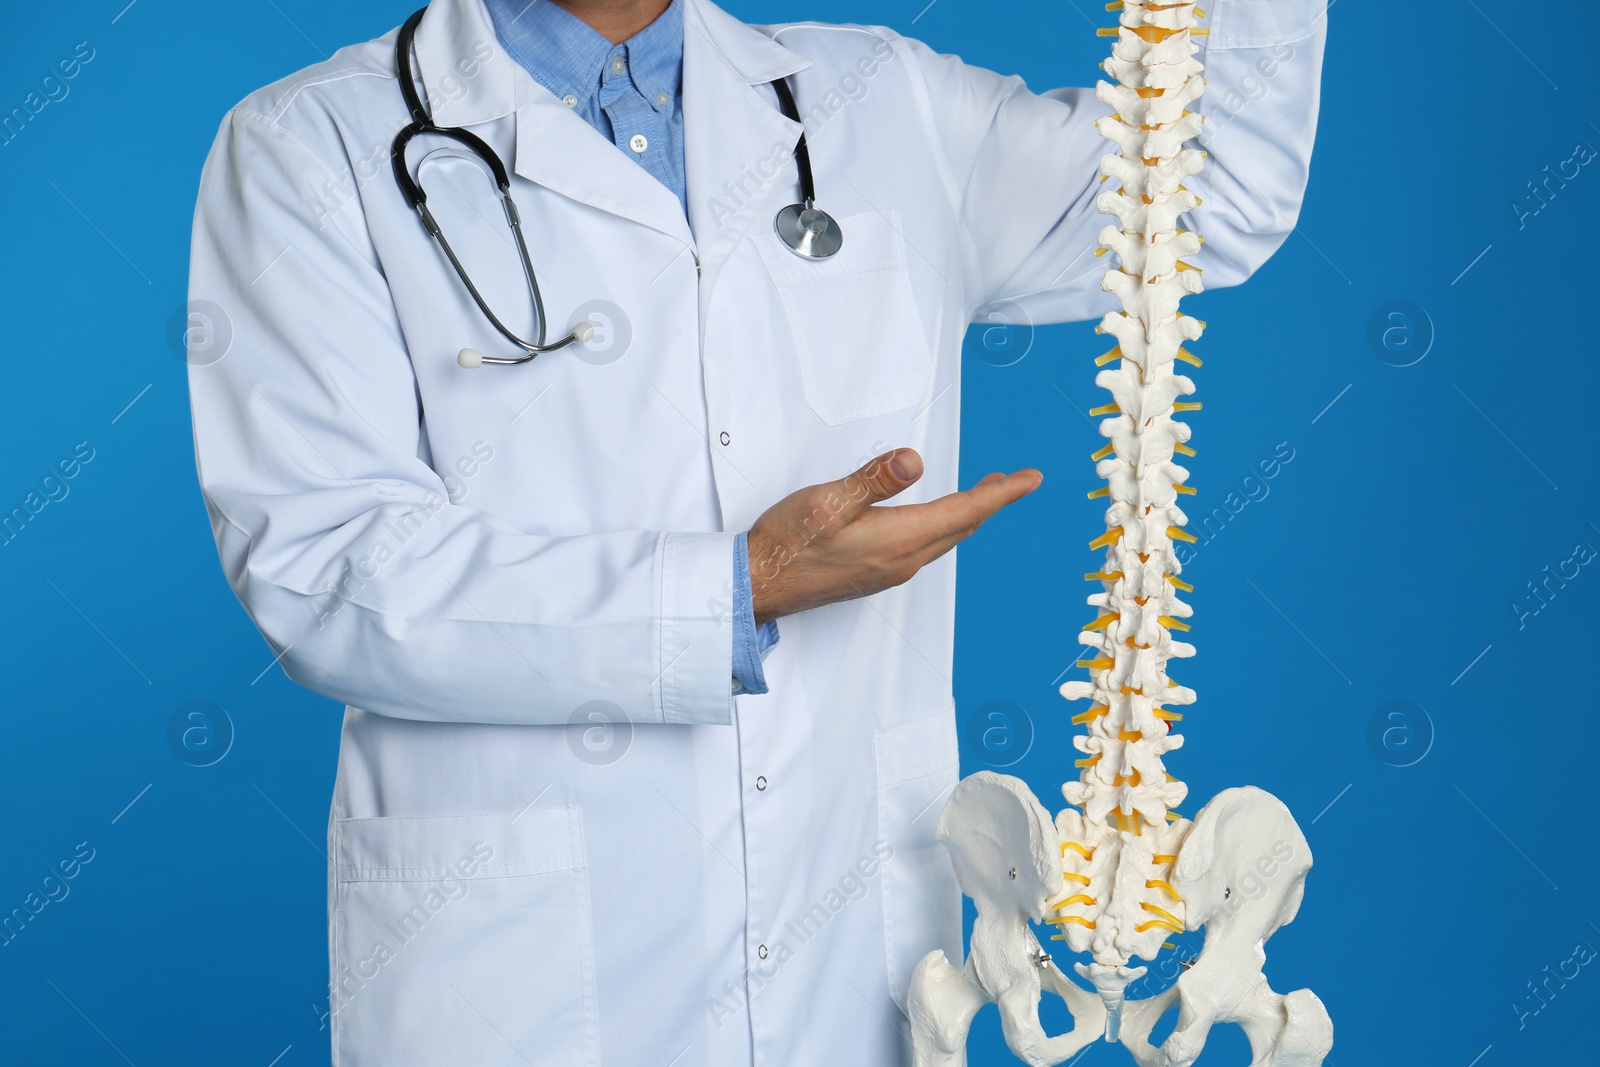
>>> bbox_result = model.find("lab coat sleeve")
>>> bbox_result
[186,107,736,728]
[892,0,1326,322]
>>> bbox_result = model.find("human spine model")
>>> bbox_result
[906,5,1332,1065]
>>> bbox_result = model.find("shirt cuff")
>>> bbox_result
[731,530,779,695]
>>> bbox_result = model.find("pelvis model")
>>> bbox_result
[907,5,1332,1065]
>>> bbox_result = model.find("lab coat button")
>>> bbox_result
[629,134,649,154]
[755,775,768,791]
[757,944,769,960]
[719,431,731,446]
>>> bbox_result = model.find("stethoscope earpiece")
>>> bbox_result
[457,319,593,369]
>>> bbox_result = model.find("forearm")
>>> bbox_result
[202,481,738,726]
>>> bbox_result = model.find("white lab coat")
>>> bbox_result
[185,0,1325,1063]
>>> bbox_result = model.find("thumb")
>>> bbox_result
[838,448,923,518]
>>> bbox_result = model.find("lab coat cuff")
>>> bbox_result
[1205,0,1326,49]
[658,530,739,725]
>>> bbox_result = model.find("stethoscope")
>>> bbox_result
[389,7,841,370]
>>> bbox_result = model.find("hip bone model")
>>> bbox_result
[907,5,1332,1065]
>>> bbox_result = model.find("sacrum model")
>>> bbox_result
[906,5,1332,1065]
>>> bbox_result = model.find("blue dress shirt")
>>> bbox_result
[484,0,779,694]
[489,0,688,215]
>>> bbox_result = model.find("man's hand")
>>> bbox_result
[747,448,1043,625]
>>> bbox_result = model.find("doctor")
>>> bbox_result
[185,0,1325,1063]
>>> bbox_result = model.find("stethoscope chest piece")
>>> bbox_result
[768,77,841,260]
[775,201,842,259]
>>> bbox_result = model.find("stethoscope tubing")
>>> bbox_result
[391,8,581,363]
[388,5,840,369]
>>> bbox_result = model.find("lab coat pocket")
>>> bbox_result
[758,208,934,426]
[873,707,962,1012]
[329,807,598,1067]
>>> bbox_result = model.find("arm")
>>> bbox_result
[892,0,1327,320]
[185,107,734,728]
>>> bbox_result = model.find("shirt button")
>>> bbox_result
[755,775,768,791]
[561,93,578,108]
[732,678,744,693]
[656,91,670,106]
[629,134,649,154]
[757,944,769,960]
[611,56,626,75]
[719,431,731,445]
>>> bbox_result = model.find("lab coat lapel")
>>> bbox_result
[681,0,810,279]
[411,0,811,269]
[414,0,695,246]
[511,81,695,246]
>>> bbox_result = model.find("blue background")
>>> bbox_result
[0,1,1593,1064]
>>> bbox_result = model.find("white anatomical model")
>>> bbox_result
[909,774,1105,1067]
[908,4,1332,1064]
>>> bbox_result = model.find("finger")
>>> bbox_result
[835,448,924,520]
[910,476,1040,565]
[921,468,1043,532]
[910,526,969,571]
[876,468,1042,548]
[908,512,997,572]
[962,468,1043,518]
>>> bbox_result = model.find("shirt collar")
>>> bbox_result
[487,0,682,113]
